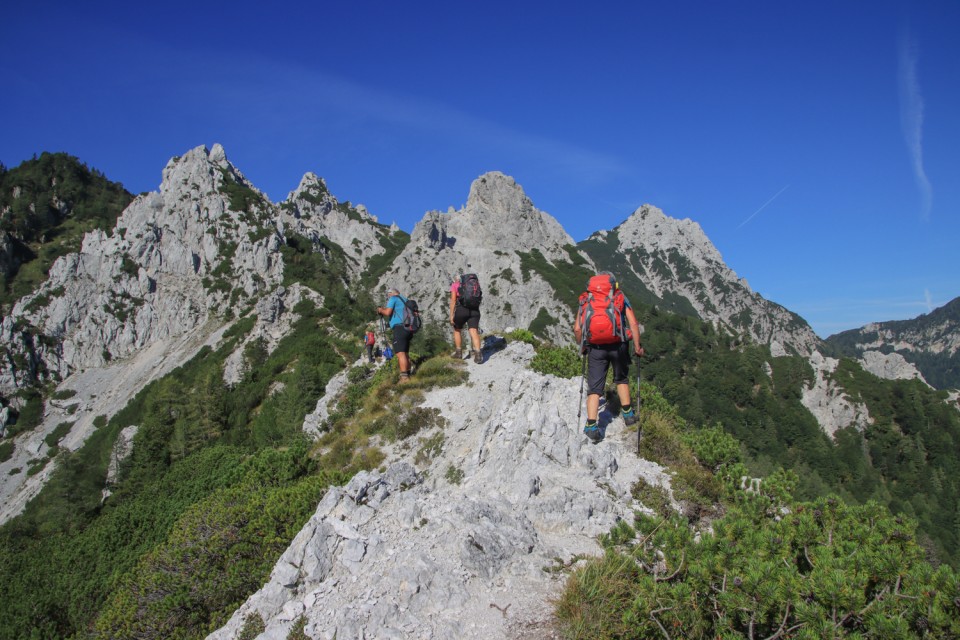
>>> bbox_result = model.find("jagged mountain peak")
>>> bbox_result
[289,171,328,199]
[410,172,573,257]
[383,173,588,343]
[160,143,263,204]
[613,204,725,268]
[464,170,527,213]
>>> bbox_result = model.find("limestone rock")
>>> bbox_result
[207,341,671,640]
[800,351,872,437]
[859,350,929,384]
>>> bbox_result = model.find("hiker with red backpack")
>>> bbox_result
[449,273,484,364]
[573,272,644,443]
[362,329,376,363]
[377,286,420,382]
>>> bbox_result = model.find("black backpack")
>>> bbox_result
[400,297,422,333]
[458,273,483,310]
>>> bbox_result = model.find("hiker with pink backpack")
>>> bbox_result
[449,273,484,364]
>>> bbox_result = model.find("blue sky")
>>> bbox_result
[2,1,958,338]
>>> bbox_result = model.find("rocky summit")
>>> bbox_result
[209,341,668,640]
[380,171,588,344]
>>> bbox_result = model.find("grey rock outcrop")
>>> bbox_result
[381,172,591,343]
[800,351,872,437]
[280,173,402,280]
[0,144,282,392]
[859,350,928,385]
[209,341,670,640]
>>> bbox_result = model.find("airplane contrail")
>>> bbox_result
[737,184,790,229]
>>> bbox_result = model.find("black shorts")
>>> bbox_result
[392,325,413,353]
[453,305,480,330]
[586,343,630,395]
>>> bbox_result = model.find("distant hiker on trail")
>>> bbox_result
[362,329,376,363]
[573,271,644,443]
[377,287,419,382]
[449,273,483,364]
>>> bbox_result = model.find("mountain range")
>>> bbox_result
[0,145,958,639]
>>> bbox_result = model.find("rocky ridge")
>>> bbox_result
[580,205,821,357]
[209,341,668,640]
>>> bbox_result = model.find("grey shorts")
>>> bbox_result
[586,343,630,395]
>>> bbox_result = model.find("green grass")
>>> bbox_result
[316,355,466,475]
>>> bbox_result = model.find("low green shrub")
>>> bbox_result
[530,345,581,379]
[237,613,265,640]
[445,465,464,485]
[557,495,960,639]
[505,328,538,346]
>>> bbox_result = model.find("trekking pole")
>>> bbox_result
[576,346,587,428]
[634,355,641,455]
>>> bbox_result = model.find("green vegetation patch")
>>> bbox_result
[516,246,594,312]
[528,306,558,338]
[557,487,960,639]
[530,344,581,379]
[280,233,373,331]
[317,354,466,475]
[0,152,133,309]
[0,441,13,463]
[217,167,266,215]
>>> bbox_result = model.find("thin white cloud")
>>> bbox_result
[924,288,933,312]
[898,32,932,220]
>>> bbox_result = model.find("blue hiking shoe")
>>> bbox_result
[583,423,602,443]
[621,407,638,426]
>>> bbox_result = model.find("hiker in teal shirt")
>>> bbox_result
[376,287,414,381]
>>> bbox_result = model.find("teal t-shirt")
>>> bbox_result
[386,295,406,328]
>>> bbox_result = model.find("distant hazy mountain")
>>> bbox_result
[824,297,960,390]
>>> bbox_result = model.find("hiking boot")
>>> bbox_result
[472,350,483,364]
[452,349,463,359]
[621,408,638,426]
[583,423,602,443]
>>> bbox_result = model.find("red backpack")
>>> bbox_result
[578,274,630,345]
[364,331,375,346]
